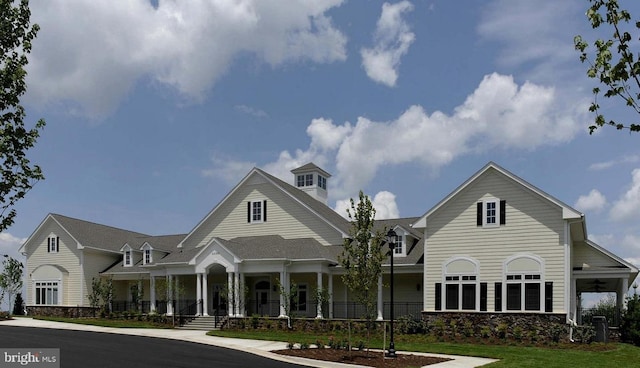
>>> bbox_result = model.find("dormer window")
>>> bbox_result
[393,235,404,255]
[144,248,152,264]
[141,243,153,265]
[47,236,59,253]
[124,249,132,267]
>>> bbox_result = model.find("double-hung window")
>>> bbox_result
[477,199,506,227]
[47,236,59,253]
[124,249,132,266]
[144,248,152,264]
[248,200,267,223]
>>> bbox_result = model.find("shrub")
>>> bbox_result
[496,323,508,339]
[433,318,446,337]
[356,340,365,350]
[300,342,309,349]
[316,339,325,349]
[462,321,474,337]
[621,293,640,346]
[250,314,260,329]
[574,325,595,344]
[513,326,523,341]
[287,342,295,350]
[549,323,565,343]
[480,326,492,338]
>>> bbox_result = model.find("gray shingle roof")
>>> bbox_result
[52,213,151,253]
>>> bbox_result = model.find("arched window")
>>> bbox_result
[503,255,544,311]
[443,257,479,311]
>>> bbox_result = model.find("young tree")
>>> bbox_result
[574,0,640,134]
[12,292,24,315]
[338,191,386,325]
[0,0,46,231]
[276,278,298,329]
[0,256,23,314]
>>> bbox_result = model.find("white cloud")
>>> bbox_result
[589,155,640,171]
[360,1,415,87]
[229,72,581,209]
[333,191,400,220]
[201,157,256,185]
[574,189,607,213]
[610,169,640,222]
[27,0,347,118]
[235,105,268,118]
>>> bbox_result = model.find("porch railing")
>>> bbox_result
[577,306,622,327]
[244,299,422,320]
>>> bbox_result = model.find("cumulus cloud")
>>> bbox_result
[574,189,607,213]
[210,72,578,218]
[361,1,415,87]
[26,0,347,118]
[334,191,399,220]
[610,169,640,222]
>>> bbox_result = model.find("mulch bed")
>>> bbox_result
[274,348,451,368]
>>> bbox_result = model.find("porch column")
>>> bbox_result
[328,274,334,319]
[377,274,383,321]
[202,273,209,316]
[196,273,202,316]
[618,277,629,310]
[175,275,180,314]
[166,275,174,316]
[227,272,234,317]
[316,272,323,319]
[137,279,143,311]
[239,273,246,317]
[234,272,241,317]
[149,276,156,313]
[279,269,289,318]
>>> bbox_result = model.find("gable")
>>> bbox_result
[181,170,346,248]
[573,240,633,269]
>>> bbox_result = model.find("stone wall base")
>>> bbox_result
[422,312,569,342]
[27,306,99,318]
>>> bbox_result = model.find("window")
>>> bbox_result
[144,248,152,264]
[47,236,59,253]
[477,199,506,227]
[503,254,544,311]
[35,281,59,305]
[296,175,305,187]
[124,249,132,266]
[443,258,479,311]
[305,174,313,186]
[247,200,267,223]
[393,235,404,256]
[318,175,327,190]
[292,284,307,312]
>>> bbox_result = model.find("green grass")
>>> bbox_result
[207,329,640,368]
[32,316,173,329]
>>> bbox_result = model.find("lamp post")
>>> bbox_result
[386,228,397,358]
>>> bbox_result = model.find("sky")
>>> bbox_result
[2,0,640,308]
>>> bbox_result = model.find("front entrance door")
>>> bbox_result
[212,284,227,317]
[255,280,270,316]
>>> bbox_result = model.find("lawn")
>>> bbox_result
[207,329,640,368]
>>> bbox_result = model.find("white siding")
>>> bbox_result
[424,169,566,313]
[82,250,120,306]
[25,221,82,306]
[184,175,344,248]
[573,241,622,268]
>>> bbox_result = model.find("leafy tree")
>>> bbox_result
[621,291,640,346]
[276,278,298,328]
[1,0,46,231]
[312,286,331,318]
[12,292,23,315]
[0,256,23,314]
[338,191,386,325]
[574,0,640,134]
[223,279,248,317]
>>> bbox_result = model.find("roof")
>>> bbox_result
[290,162,332,178]
[413,161,584,228]
[48,213,151,253]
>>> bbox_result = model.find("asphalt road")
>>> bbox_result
[0,326,304,368]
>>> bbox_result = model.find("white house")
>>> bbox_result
[19,162,637,327]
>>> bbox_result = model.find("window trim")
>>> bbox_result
[442,257,480,311]
[248,200,267,223]
[47,236,59,253]
[502,254,545,312]
[141,243,153,265]
[124,248,132,267]
[391,230,406,257]
[477,198,506,228]
[34,280,61,306]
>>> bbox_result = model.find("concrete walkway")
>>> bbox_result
[1,318,497,368]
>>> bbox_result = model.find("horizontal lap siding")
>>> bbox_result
[82,250,120,306]
[424,170,566,313]
[186,179,344,248]
[573,242,620,268]
[26,222,82,306]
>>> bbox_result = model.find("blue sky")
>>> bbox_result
[2,0,640,305]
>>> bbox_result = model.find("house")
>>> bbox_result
[19,162,637,328]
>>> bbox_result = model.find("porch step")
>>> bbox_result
[177,316,227,331]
